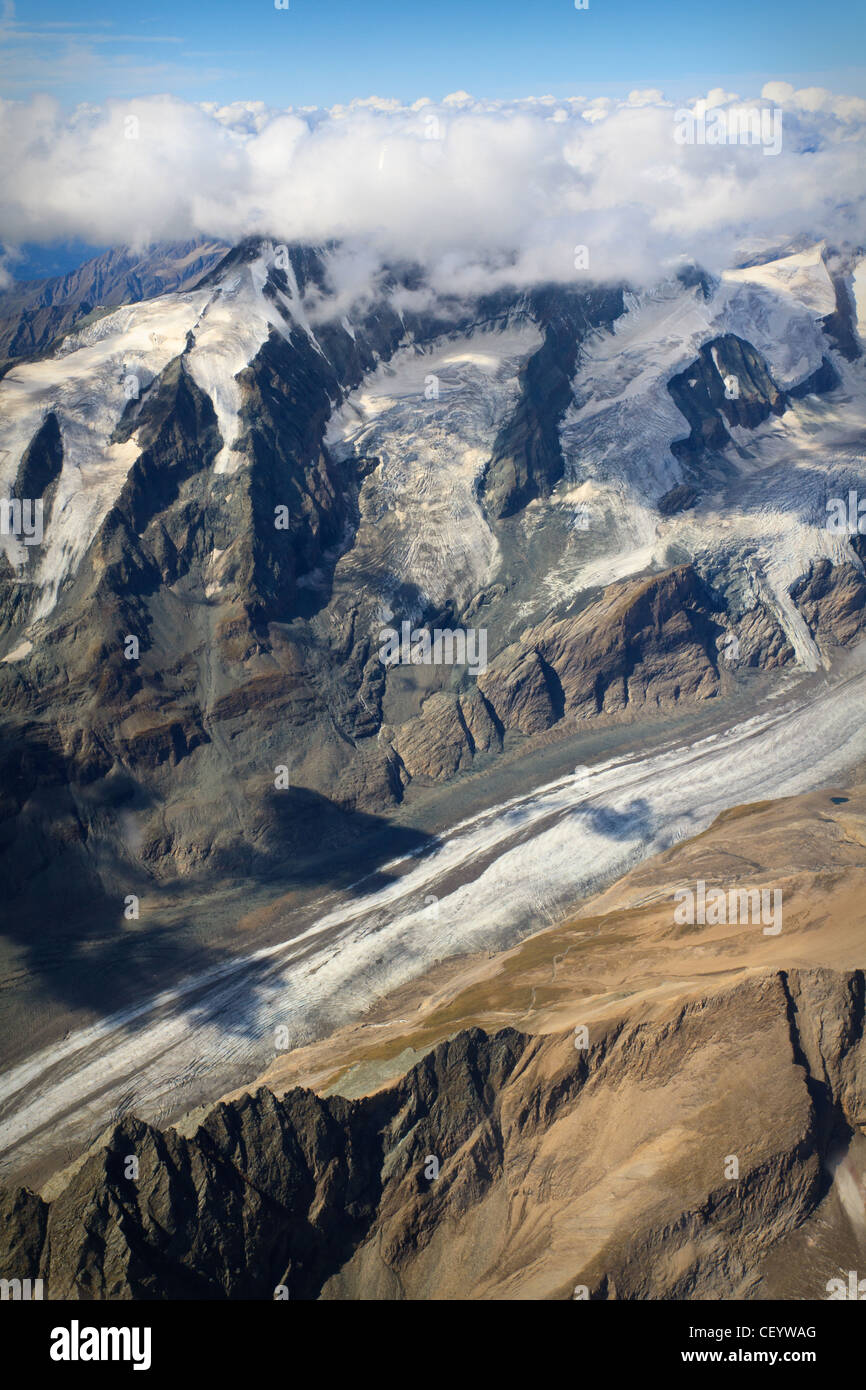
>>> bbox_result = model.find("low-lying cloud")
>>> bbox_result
[0,84,864,295]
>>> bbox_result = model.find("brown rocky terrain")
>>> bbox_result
[476,565,724,735]
[2,785,864,1301]
[792,556,866,649]
[1,965,861,1301]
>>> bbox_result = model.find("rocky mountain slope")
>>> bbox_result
[0,239,863,952]
[235,782,866,1105]
[0,240,229,364]
[2,784,865,1300]
[0,965,862,1300]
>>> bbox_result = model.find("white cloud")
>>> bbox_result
[761,80,866,121]
[0,87,863,299]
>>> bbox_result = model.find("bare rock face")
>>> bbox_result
[393,693,475,780]
[791,558,866,648]
[480,286,625,517]
[1,967,862,1301]
[479,565,723,733]
[391,690,501,781]
[668,334,788,462]
[457,689,502,755]
[731,603,796,669]
[474,646,560,735]
[0,1186,47,1279]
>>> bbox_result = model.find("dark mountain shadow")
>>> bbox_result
[0,775,667,1061]
[0,767,432,1034]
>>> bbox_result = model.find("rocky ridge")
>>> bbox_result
[0,966,863,1300]
[0,238,862,1018]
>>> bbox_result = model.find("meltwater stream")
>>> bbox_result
[2,652,866,1181]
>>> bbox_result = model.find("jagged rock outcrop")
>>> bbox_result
[478,565,723,733]
[1,968,862,1300]
[728,602,796,669]
[667,328,842,468]
[821,265,863,362]
[477,644,562,735]
[790,558,866,648]
[390,690,501,781]
[668,334,788,462]
[657,483,699,516]
[481,286,624,517]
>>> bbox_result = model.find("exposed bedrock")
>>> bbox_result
[477,565,725,734]
[480,286,624,518]
[668,334,789,462]
[1,968,862,1300]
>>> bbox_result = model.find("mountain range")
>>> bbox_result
[0,232,864,1299]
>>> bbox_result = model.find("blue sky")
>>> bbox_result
[1,0,865,107]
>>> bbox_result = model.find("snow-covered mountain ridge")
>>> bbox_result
[0,236,863,946]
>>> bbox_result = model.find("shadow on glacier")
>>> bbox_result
[0,782,434,1053]
[0,782,664,1066]
[574,796,656,841]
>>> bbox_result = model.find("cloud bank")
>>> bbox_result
[0,84,864,295]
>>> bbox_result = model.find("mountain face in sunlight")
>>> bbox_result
[0,238,862,931]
